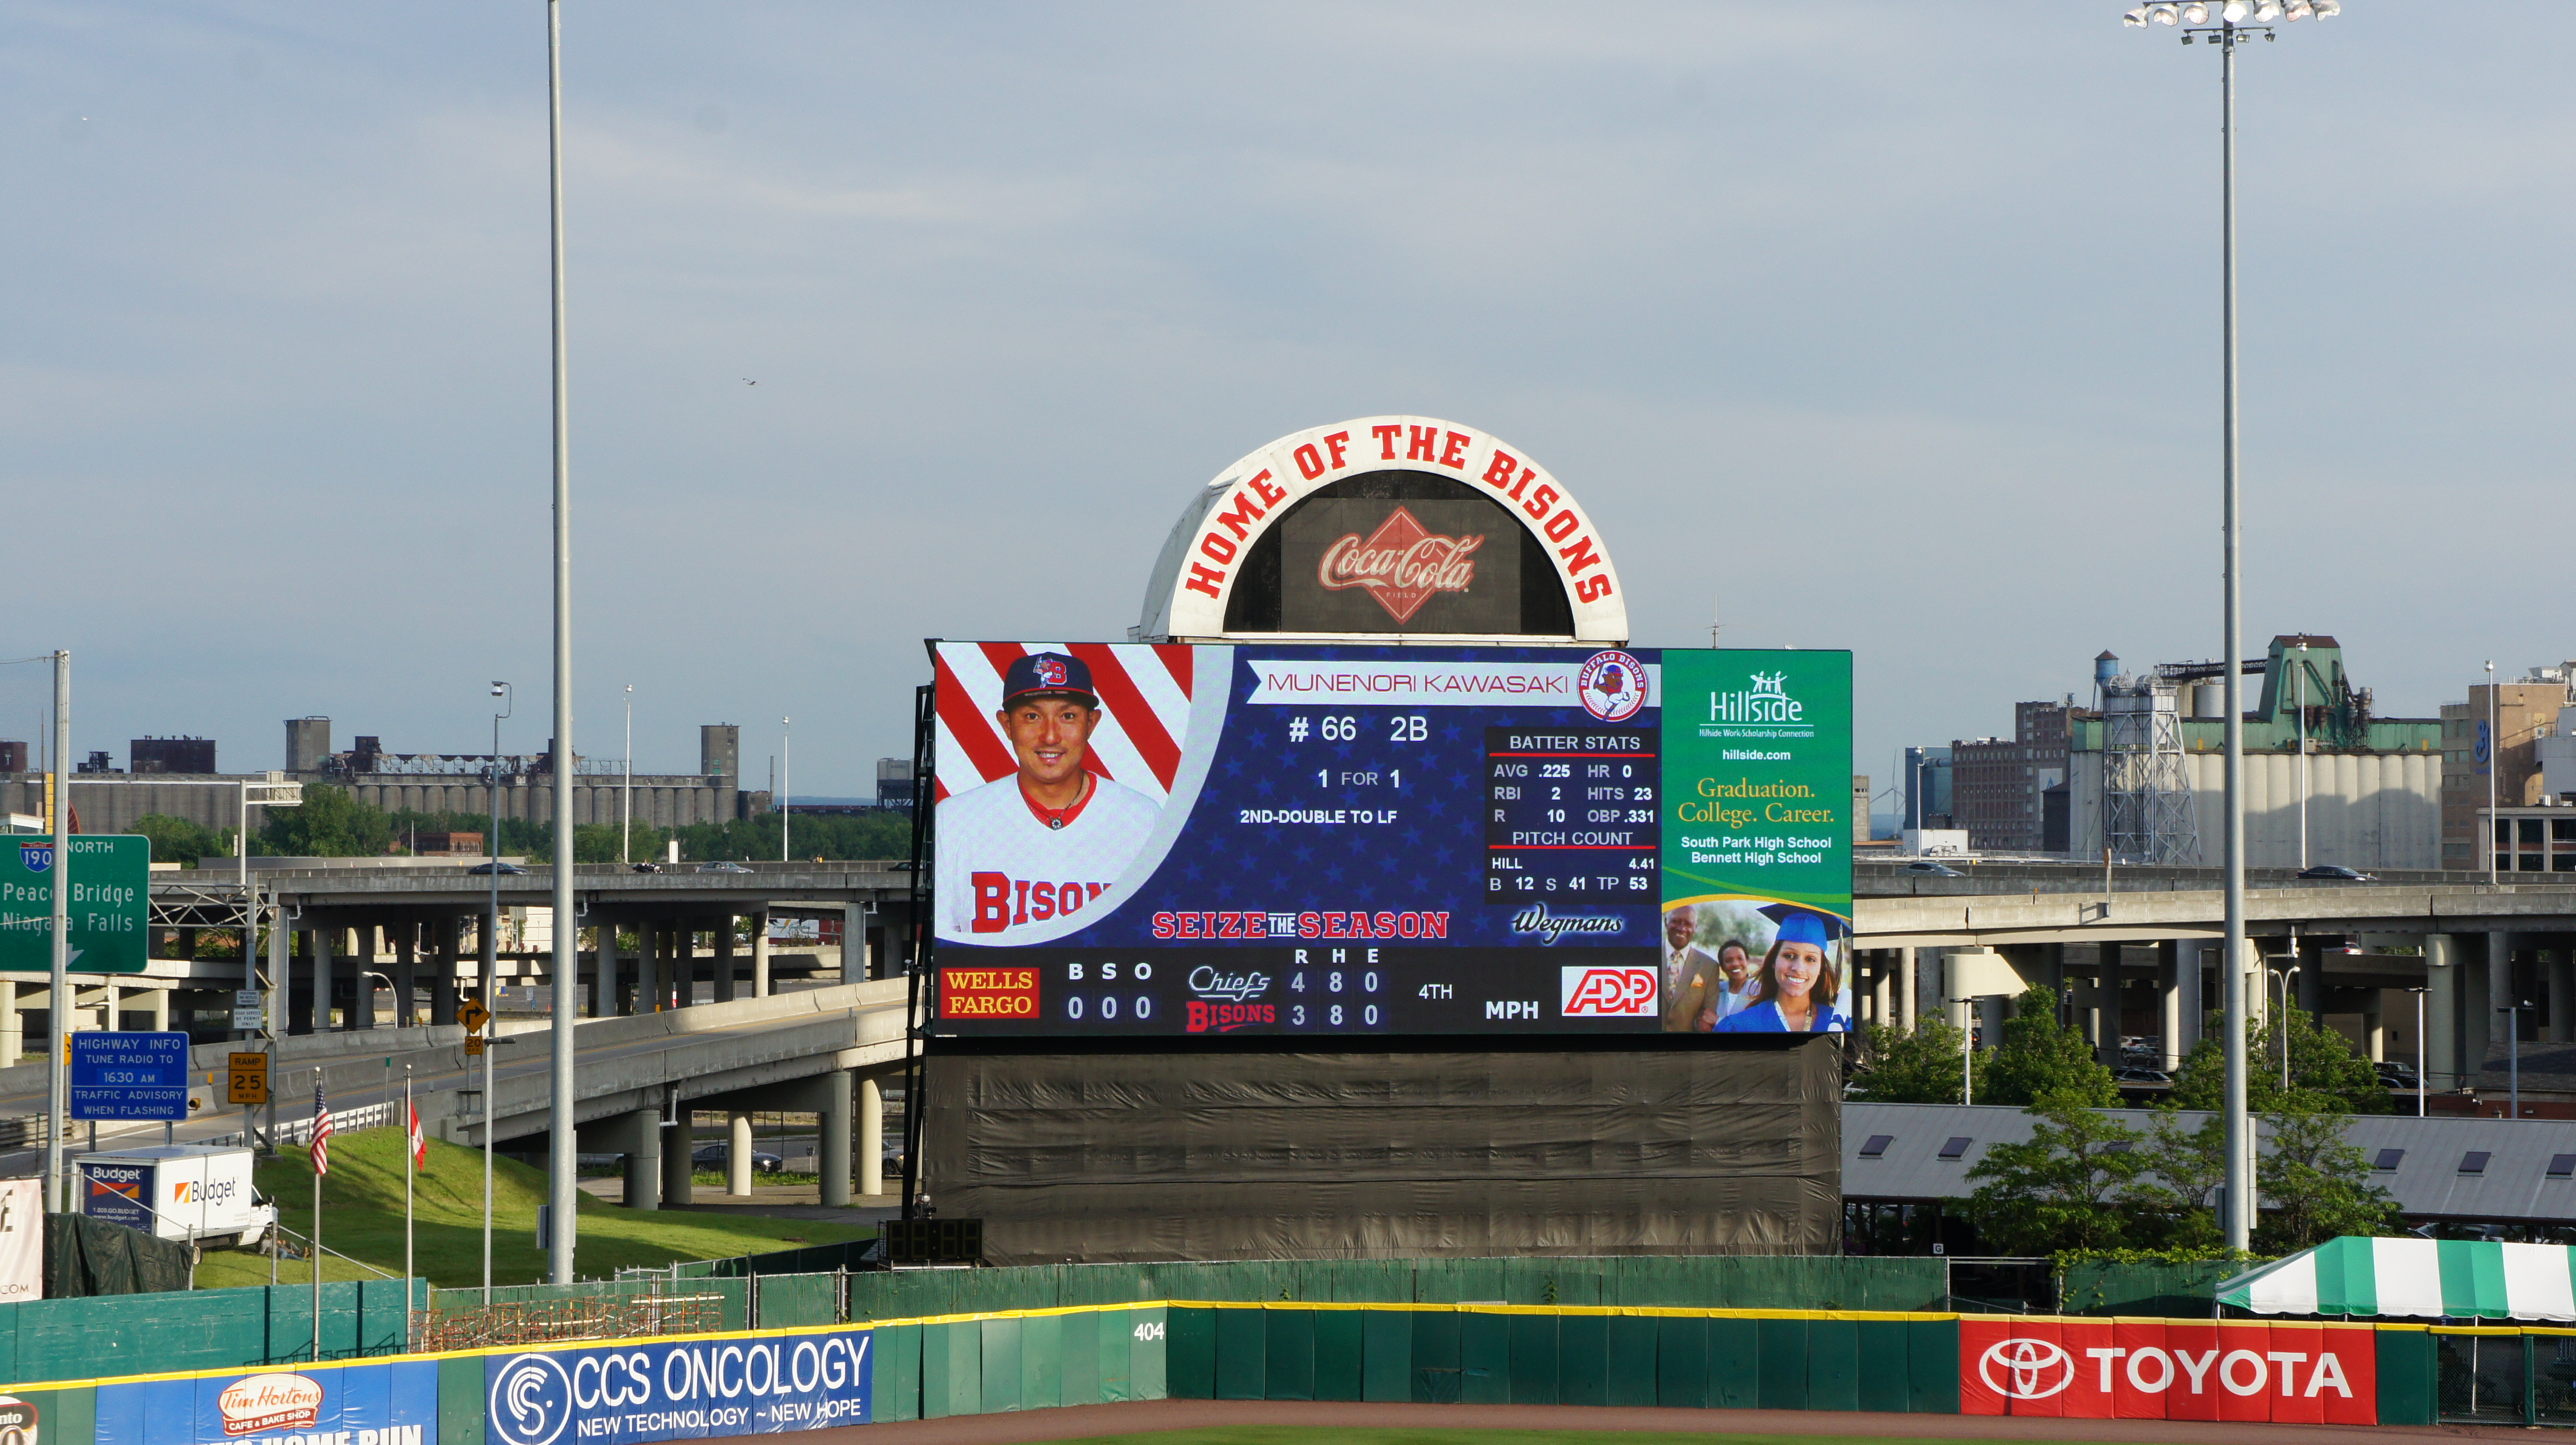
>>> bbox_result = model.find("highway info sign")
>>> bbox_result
[70,1031,191,1120]
[0,834,149,974]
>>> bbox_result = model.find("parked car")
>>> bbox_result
[696,860,755,874]
[691,1143,784,1174]
[2377,1061,2421,1089]
[465,860,528,875]
[2298,864,2376,882]
[2113,1067,2173,1087]
[1903,860,1966,877]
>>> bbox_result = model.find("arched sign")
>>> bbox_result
[1137,416,1629,643]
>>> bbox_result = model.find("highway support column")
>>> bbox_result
[663,1106,695,1206]
[860,1075,883,1197]
[2426,933,2460,1093]
[728,1111,753,1196]
[715,919,737,1004]
[752,909,772,997]
[624,1106,660,1211]
[821,1068,852,1207]
[596,921,619,1018]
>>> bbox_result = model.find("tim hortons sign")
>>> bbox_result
[1138,415,1629,643]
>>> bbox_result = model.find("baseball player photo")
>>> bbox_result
[937,651,1161,941]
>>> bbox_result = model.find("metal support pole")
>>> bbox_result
[2216,25,2252,1255]
[544,0,579,1287]
[44,651,68,1214]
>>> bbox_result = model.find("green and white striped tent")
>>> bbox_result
[2217,1235,2576,1321]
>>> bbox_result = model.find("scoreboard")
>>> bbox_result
[930,643,1850,1037]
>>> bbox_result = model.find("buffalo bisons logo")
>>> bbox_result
[1034,655,1069,688]
[1317,506,1484,625]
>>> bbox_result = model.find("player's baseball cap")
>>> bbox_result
[1001,651,1098,706]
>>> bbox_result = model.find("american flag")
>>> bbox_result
[310,1079,333,1176]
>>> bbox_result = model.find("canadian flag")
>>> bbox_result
[409,1101,426,1169]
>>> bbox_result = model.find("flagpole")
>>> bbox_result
[311,1067,322,1365]
[404,1065,415,1346]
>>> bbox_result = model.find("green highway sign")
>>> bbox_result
[0,835,150,974]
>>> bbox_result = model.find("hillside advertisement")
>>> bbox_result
[930,642,1852,1037]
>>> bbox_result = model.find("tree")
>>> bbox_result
[131,813,232,866]
[1959,1102,2151,1256]
[2170,1006,2390,1115]
[2257,1099,2402,1252]
[2129,1112,2229,1251]
[1980,987,2121,1108]
[1851,1016,1968,1103]
[257,784,394,858]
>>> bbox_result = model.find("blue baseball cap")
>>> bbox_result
[1002,651,1097,706]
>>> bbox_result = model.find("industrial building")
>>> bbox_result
[1,717,765,837]
[2442,665,2576,872]
[1951,701,2074,854]
[2063,636,2443,871]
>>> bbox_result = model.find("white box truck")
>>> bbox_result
[74,1144,275,1248]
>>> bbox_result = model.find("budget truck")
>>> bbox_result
[74,1144,275,1248]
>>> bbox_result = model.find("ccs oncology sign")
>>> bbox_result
[1959,1318,2376,1424]
[484,1328,872,1445]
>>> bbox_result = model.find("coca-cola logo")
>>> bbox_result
[1316,505,1483,625]
[1187,965,1271,1001]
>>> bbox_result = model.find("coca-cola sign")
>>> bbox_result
[1315,506,1485,625]
[1280,494,1521,633]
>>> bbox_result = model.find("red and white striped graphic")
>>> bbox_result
[935,643,1197,804]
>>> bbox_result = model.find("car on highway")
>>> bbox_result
[2298,864,2377,882]
[465,860,528,875]
[691,1143,784,1174]
[630,861,661,873]
[696,860,755,874]
[2113,1066,2173,1087]
[1902,860,1967,877]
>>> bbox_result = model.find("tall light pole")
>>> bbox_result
[487,682,512,1027]
[2295,638,2308,869]
[2407,985,2426,1117]
[2486,660,2499,885]
[781,717,792,863]
[2119,0,2342,1253]
[544,0,578,1287]
[45,651,68,1213]
[622,684,633,866]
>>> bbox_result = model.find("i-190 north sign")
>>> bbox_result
[0,834,149,974]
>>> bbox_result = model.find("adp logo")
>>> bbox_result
[490,1353,573,1445]
[1977,1337,2074,1401]
[16,844,50,876]
[1559,966,1656,1018]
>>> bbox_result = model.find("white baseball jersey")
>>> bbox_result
[936,772,1161,941]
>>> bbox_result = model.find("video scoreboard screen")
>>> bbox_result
[930,643,1851,1038]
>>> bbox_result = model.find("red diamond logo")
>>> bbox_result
[1315,505,1484,625]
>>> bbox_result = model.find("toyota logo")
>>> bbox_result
[1978,1338,2074,1400]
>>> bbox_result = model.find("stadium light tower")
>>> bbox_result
[2117,0,2342,1254]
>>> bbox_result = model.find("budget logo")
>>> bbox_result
[1577,650,1647,722]
[1560,966,1657,1017]
[940,967,1040,1019]
[489,1354,572,1445]
[15,844,49,876]
[217,1373,325,1435]
[1977,1338,2074,1401]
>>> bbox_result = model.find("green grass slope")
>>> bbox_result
[193,1127,870,1290]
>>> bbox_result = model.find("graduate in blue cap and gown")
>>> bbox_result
[1713,909,1851,1034]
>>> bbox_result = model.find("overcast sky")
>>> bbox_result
[6,3,2569,801]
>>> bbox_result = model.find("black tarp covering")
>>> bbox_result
[44,1211,194,1296]
[924,1038,1841,1264]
